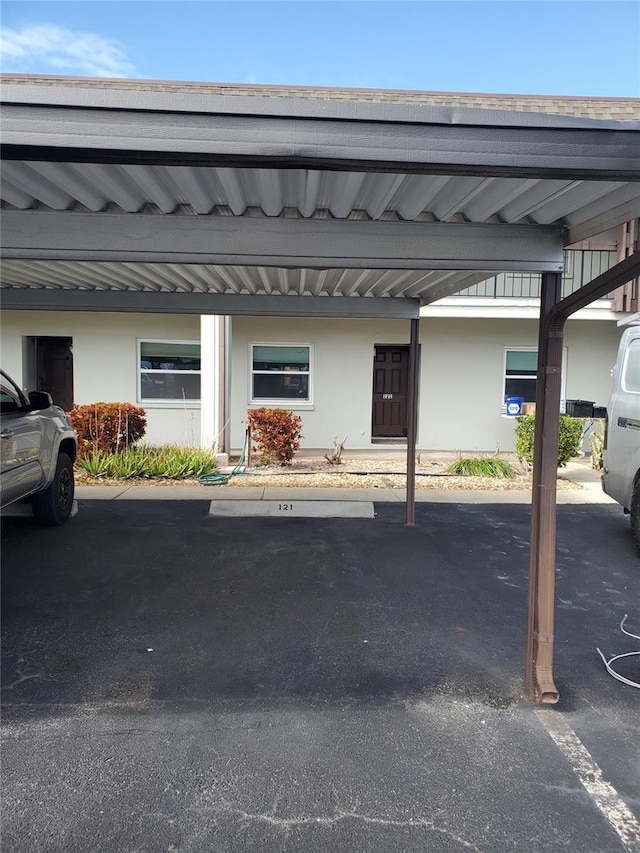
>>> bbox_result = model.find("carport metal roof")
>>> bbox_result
[2,76,640,707]
[1,76,639,318]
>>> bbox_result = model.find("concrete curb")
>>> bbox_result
[74,483,613,505]
[70,458,614,505]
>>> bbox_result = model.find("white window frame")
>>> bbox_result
[249,342,314,408]
[137,338,201,405]
[501,347,567,411]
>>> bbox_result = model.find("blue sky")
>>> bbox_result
[1,1,639,96]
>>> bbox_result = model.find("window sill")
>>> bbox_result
[138,401,201,408]
[249,402,315,411]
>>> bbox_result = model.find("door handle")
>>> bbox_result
[1,429,15,439]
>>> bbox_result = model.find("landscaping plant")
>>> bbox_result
[446,457,517,478]
[514,414,583,468]
[76,444,217,479]
[588,419,606,471]
[247,407,302,464]
[70,402,147,456]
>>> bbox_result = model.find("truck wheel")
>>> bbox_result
[631,483,640,554]
[32,452,75,526]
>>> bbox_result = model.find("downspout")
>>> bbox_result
[525,272,563,703]
[525,251,640,703]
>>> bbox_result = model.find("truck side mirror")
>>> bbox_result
[28,390,53,410]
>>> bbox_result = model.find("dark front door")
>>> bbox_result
[36,337,74,411]
[371,345,409,438]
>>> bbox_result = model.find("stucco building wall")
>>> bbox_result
[2,310,620,453]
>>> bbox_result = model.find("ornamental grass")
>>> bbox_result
[76,444,217,480]
[446,457,518,478]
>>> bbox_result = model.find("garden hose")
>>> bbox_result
[197,428,254,485]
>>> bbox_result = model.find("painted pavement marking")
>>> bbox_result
[208,499,375,518]
[536,710,640,852]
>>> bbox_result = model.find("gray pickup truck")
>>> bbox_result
[1,369,77,525]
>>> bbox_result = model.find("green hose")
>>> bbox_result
[197,427,254,485]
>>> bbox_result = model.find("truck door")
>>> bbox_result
[0,376,43,506]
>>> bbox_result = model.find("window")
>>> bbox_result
[138,340,200,402]
[502,348,567,408]
[250,343,312,404]
[504,349,538,403]
[622,338,640,393]
[0,379,23,414]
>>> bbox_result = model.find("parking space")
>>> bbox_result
[2,499,639,852]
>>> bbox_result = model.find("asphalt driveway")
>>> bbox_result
[2,498,639,852]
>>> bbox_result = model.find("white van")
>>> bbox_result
[602,320,640,552]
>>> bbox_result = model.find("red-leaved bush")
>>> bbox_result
[247,407,302,465]
[70,402,147,456]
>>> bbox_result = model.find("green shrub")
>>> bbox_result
[70,402,147,456]
[247,407,302,464]
[514,414,583,468]
[77,444,217,479]
[446,457,517,478]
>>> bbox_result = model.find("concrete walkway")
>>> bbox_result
[74,459,614,505]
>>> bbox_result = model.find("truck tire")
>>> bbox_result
[32,452,75,526]
[631,482,640,555]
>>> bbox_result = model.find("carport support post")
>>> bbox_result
[525,271,564,703]
[406,317,420,526]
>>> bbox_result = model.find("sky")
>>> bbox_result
[1,0,639,97]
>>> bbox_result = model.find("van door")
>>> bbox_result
[605,330,640,508]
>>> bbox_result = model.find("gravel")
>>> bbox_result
[75,453,582,491]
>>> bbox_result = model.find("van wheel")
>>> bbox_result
[32,452,75,526]
[631,483,640,554]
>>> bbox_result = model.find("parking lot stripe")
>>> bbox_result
[536,710,640,852]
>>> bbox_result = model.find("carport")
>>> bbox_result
[1,76,639,703]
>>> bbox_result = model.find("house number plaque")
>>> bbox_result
[383,393,393,399]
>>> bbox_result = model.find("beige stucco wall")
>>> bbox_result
[230,315,622,452]
[417,316,620,452]
[0,311,202,446]
[229,316,409,451]
[1,309,623,453]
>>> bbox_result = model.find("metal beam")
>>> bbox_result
[2,90,639,179]
[4,80,635,130]
[566,197,640,246]
[551,250,640,322]
[0,287,422,320]
[405,318,420,526]
[1,211,565,273]
[418,271,498,305]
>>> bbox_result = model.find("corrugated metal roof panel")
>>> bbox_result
[3,163,639,229]
[0,258,495,303]
[1,80,638,313]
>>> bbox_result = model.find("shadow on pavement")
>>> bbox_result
[2,500,638,717]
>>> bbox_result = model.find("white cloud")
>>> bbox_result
[0,24,140,78]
